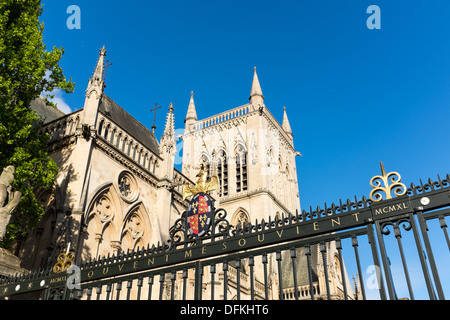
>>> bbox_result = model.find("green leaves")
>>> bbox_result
[0,0,74,249]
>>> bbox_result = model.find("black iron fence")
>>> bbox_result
[1,172,449,300]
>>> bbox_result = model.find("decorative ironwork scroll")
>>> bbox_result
[52,245,75,274]
[370,162,407,202]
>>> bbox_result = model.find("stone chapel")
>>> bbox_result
[10,47,358,300]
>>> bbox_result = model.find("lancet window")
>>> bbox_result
[236,144,248,193]
[217,150,228,197]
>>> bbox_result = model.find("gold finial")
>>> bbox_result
[182,169,219,201]
[52,243,74,274]
[369,162,407,202]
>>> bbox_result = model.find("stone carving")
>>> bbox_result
[117,171,138,202]
[232,210,250,228]
[93,195,114,224]
[0,166,22,242]
[124,212,143,240]
[118,175,131,197]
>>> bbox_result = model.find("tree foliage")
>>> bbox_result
[0,0,74,248]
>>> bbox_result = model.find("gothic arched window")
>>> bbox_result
[132,144,138,160]
[110,128,116,144]
[122,137,128,153]
[148,155,153,172]
[98,119,104,136]
[143,152,148,168]
[116,132,122,148]
[232,209,250,228]
[217,150,228,197]
[153,160,157,175]
[127,141,132,156]
[236,144,248,193]
[104,124,110,140]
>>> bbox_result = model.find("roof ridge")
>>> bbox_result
[99,94,160,156]
[102,94,155,137]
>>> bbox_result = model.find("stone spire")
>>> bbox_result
[249,67,264,108]
[160,103,176,181]
[184,91,197,133]
[163,102,175,140]
[86,46,106,97]
[282,106,293,138]
[82,46,106,129]
[185,91,197,122]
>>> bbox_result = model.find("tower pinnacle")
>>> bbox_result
[163,102,175,139]
[184,91,198,133]
[86,46,107,97]
[249,67,264,108]
[185,91,198,122]
[282,106,293,139]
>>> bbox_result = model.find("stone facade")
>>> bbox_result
[11,48,361,300]
[181,68,301,225]
[0,248,26,277]
[16,47,188,271]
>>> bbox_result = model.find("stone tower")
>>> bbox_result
[181,68,302,227]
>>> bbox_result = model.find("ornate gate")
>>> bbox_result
[1,164,449,300]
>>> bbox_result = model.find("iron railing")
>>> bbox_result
[0,173,449,300]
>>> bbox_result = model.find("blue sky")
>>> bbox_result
[40,0,450,208]
[39,1,450,299]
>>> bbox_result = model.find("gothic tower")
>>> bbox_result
[181,68,302,226]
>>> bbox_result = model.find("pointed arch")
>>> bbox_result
[121,136,128,153]
[120,202,153,251]
[97,118,105,136]
[143,152,148,169]
[21,185,60,269]
[235,142,248,193]
[82,182,123,260]
[216,134,228,158]
[110,127,116,144]
[116,131,122,148]
[231,207,250,228]
[217,148,228,196]
[103,122,111,140]
[127,139,133,157]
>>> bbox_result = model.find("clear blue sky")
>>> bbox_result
[40,1,450,299]
[40,0,450,209]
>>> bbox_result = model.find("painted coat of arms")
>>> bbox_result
[187,193,213,237]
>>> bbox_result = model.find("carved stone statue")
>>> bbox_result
[0,166,22,242]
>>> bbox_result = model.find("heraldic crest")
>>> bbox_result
[182,170,219,237]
